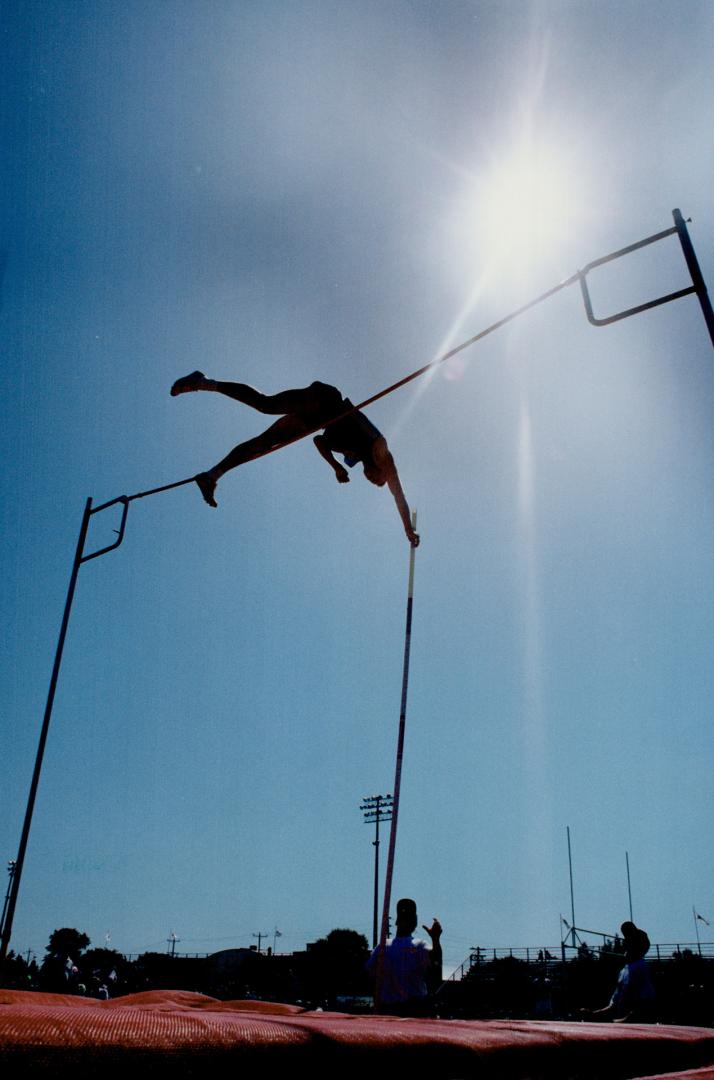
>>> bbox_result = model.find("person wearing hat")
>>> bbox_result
[170,372,419,547]
[366,897,442,1016]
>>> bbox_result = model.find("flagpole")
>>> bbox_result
[625,851,633,922]
[567,827,576,948]
[694,906,702,956]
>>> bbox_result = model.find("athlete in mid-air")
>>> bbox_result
[170,372,419,547]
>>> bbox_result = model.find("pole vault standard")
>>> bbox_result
[2,209,711,964]
[0,496,128,963]
[376,511,418,994]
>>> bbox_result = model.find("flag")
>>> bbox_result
[695,912,710,926]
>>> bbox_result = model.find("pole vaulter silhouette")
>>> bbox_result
[170,372,419,547]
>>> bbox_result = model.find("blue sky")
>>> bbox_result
[2,0,714,975]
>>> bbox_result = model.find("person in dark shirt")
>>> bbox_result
[366,897,442,1016]
[170,372,419,546]
[586,922,655,1022]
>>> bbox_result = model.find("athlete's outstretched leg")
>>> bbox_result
[213,382,320,415]
[195,415,309,507]
[171,371,318,415]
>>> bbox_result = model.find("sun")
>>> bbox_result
[475,138,580,272]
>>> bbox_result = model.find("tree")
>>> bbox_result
[41,928,91,990]
[1,950,37,990]
[304,928,370,1002]
[46,927,90,960]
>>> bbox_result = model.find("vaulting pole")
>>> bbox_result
[378,511,418,979]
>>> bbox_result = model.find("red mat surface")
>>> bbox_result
[1,989,714,1078]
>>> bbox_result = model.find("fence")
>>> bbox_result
[448,941,714,981]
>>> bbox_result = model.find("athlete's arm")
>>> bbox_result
[373,439,420,547]
[313,434,350,483]
[423,919,443,991]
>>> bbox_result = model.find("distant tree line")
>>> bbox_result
[2,927,713,1025]
[0,926,373,1009]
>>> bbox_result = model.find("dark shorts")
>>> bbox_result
[300,382,345,427]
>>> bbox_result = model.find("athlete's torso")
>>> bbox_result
[322,398,382,466]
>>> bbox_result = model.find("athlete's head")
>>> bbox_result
[621,921,649,961]
[396,897,418,935]
[363,438,391,486]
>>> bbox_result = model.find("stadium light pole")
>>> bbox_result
[361,794,394,948]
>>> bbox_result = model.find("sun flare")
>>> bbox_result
[476,139,579,271]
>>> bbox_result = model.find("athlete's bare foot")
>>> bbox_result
[196,472,218,507]
[171,370,206,396]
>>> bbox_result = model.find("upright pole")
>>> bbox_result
[693,907,702,957]
[378,513,418,959]
[567,826,576,949]
[672,209,714,349]
[373,810,381,949]
[626,851,633,922]
[253,931,268,954]
[0,498,93,965]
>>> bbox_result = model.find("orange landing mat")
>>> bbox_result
[1,989,714,1078]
